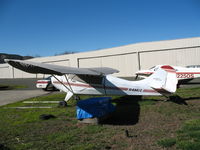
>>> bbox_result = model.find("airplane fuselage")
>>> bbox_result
[136,66,200,80]
[5,59,178,102]
[51,75,163,97]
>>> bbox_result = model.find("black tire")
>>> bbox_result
[58,101,68,107]
[74,95,80,101]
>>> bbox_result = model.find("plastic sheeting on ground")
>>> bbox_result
[76,97,115,119]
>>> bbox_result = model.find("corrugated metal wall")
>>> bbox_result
[78,53,138,76]
[0,65,12,78]
[1,37,200,78]
[139,47,200,69]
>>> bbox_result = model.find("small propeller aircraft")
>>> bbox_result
[5,59,178,102]
[135,65,200,85]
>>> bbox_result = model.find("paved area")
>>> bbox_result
[0,78,41,90]
[0,78,52,106]
[0,90,50,106]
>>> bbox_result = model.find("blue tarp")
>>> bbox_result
[76,97,115,119]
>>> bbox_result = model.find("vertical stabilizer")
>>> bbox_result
[160,65,177,93]
[143,65,178,93]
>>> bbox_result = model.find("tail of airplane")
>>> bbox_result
[141,65,178,93]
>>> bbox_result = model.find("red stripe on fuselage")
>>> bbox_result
[53,81,170,94]
[143,89,157,93]
[143,88,170,94]
[37,81,49,84]
[53,81,129,91]
[138,72,200,76]
[176,72,200,74]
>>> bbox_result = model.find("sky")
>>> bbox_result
[0,0,200,57]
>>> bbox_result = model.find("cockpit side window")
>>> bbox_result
[69,75,103,85]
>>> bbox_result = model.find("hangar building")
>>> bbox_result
[0,37,200,78]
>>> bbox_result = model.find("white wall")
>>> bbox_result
[1,37,200,78]
[0,64,12,78]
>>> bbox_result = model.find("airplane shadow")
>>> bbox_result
[141,95,200,106]
[168,95,188,105]
[0,86,10,90]
[168,95,200,105]
[100,96,141,126]
[99,94,200,125]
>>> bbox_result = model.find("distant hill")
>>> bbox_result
[0,53,34,64]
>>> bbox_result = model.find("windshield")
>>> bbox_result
[44,76,52,80]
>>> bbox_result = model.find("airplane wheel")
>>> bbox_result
[74,95,80,101]
[59,101,68,107]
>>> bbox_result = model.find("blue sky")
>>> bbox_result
[0,0,200,57]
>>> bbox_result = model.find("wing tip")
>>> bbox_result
[4,59,10,63]
[4,59,18,63]
[161,65,176,73]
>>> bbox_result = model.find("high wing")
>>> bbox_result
[5,59,119,76]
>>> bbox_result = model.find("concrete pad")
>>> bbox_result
[0,90,50,106]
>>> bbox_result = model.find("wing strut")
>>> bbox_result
[64,74,74,94]
[51,74,74,102]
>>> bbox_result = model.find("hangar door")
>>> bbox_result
[140,48,200,69]
[0,65,11,78]
[13,68,36,78]
[78,53,138,77]
[44,60,70,66]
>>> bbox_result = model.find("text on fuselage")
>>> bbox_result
[128,88,142,92]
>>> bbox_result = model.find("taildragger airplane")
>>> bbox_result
[5,59,178,103]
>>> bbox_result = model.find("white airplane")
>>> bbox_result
[135,65,200,84]
[5,59,178,102]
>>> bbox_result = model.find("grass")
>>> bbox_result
[176,119,200,150]
[157,138,176,148]
[0,87,200,149]
[157,119,200,150]
[0,84,27,90]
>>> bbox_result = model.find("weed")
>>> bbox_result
[0,84,27,90]
[157,138,176,148]
[176,119,200,150]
